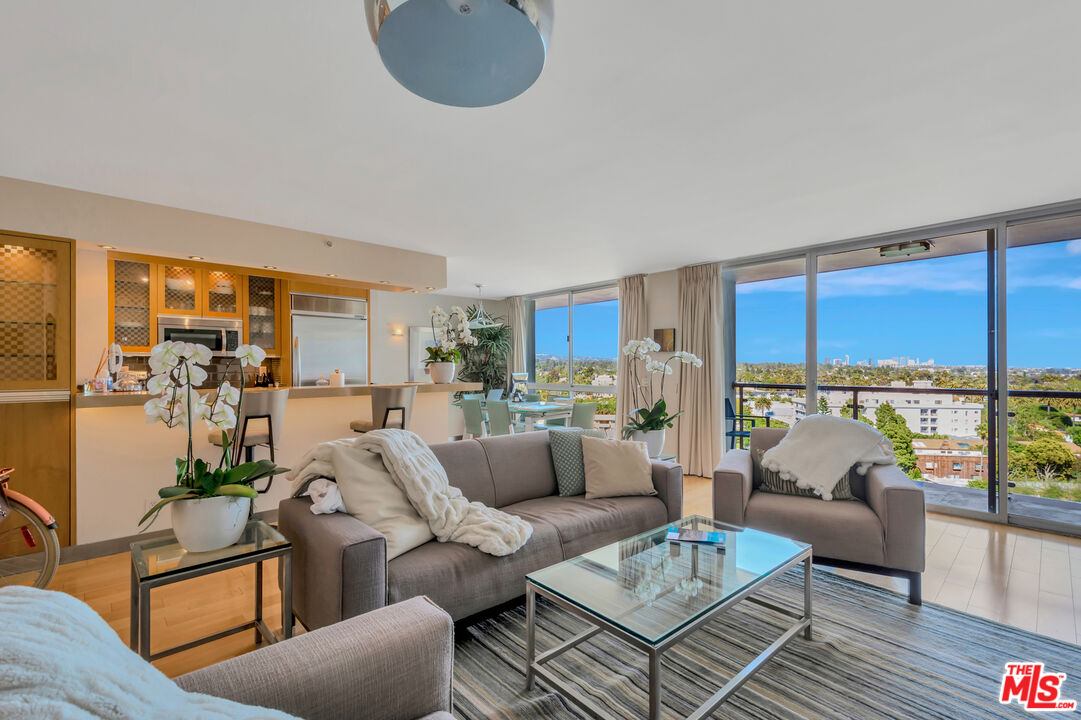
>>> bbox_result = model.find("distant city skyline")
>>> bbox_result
[737,239,1081,368]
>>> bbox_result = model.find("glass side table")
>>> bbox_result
[129,519,293,661]
[655,454,677,463]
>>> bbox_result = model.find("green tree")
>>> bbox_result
[753,395,773,414]
[817,396,830,415]
[875,402,921,480]
[1023,437,1077,478]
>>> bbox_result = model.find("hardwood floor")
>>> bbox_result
[47,474,1080,679]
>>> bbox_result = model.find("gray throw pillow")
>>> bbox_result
[755,448,854,500]
[549,428,606,496]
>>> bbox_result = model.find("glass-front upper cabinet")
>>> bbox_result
[203,269,242,317]
[110,259,154,352]
[0,233,71,390]
[246,275,279,353]
[158,263,200,315]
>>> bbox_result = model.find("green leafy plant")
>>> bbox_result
[138,341,290,528]
[456,304,510,393]
[620,338,702,439]
[424,344,461,364]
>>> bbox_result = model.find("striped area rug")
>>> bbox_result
[452,568,1080,719]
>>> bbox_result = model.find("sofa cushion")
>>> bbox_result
[430,439,497,507]
[756,450,855,501]
[549,427,606,497]
[744,492,885,566]
[387,515,563,621]
[581,435,656,500]
[478,432,559,507]
[504,495,668,559]
[750,427,867,500]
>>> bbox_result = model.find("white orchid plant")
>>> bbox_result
[425,305,478,365]
[138,341,289,528]
[621,338,703,439]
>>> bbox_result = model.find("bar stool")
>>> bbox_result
[209,388,289,464]
[351,386,417,433]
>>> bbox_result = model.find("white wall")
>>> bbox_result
[0,176,445,290]
[368,291,509,385]
[75,249,110,382]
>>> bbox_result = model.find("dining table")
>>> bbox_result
[454,399,575,432]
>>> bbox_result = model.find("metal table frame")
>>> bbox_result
[525,547,812,720]
[129,535,293,662]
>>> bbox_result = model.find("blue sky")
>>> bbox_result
[736,239,1081,368]
[535,299,619,359]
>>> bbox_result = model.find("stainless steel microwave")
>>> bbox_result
[157,315,241,356]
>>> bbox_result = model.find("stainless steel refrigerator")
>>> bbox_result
[290,293,368,387]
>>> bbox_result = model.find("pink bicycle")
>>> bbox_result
[0,467,60,588]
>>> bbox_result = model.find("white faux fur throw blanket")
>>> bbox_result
[760,414,895,500]
[289,430,533,556]
[0,586,297,719]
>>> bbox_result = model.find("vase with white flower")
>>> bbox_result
[138,341,290,553]
[425,305,478,383]
[621,338,703,458]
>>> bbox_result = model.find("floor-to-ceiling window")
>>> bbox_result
[1005,215,1081,529]
[724,199,1081,533]
[529,284,619,429]
[726,258,806,447]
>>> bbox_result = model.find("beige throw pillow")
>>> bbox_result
[331,442,434,560]
[581,435,657,500]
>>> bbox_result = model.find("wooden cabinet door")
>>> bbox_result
[202,269,243,318]
[0,400,72,546]
[245,275,279,354]
[108,258,155,353]
[157,263,201,316]
[0,233,72,391]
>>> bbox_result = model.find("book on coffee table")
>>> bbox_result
[665,526,726,547]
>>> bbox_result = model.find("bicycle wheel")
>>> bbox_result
[0,499,60,588]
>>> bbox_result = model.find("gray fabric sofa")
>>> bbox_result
[279,431,684,629]
[175,596,454,720]
[713,427,926,603]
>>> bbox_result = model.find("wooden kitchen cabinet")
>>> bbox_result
[157,262,201,316]
[202,269,243,318]
[108,259,155,353]
[245,274,280,355]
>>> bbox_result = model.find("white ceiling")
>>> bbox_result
[2,1,1081,298]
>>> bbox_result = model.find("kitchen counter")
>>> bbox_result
[74,382,483,408]
[74,380,482,545]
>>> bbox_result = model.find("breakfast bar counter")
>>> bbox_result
[74,381,482,545]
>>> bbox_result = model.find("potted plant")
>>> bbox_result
[139,341,289,552]
[456,305,510,393]
[426,305,477,383]
[621,338,702,457]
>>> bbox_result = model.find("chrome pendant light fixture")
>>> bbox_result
[469,284,502,330]
[366,0,554,107]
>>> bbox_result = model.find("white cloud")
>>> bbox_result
[1067,239,1081,255]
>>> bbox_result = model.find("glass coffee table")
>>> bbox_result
[129,519,293,661]
[525,515,812,720]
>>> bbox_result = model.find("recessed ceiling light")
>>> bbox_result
[189,255,204,260]
[263,265,278,270]
[99,244,116,250]
[326,273,338,278]
[379,280,390,285]
[425,286,435,291]
[410,289,419,294]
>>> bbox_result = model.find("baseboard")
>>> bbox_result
[59,508,279,565]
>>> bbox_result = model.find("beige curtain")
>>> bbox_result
[507,296,527,374]
[616,275,648,431]
[677,263,723,476]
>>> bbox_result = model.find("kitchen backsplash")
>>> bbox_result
[118,356,283,388]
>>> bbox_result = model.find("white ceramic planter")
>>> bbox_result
[171,495,251,553]
[429,361,456,384]
[631,429,666,458]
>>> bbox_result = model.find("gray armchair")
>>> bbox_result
[175,596,455,720]
[713,427,926,604]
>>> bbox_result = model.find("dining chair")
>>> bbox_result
[523,393,541,402]
[569,401,597,430]
[462,392,485,401]
[485,400,515,436]
[461,398,487,439]
[486,388,504,402]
